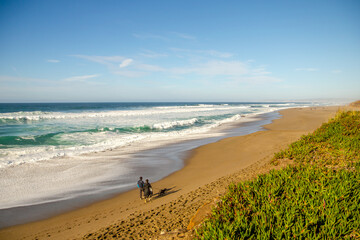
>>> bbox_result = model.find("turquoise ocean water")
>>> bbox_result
[0,102,314,167]
[0,102,328,227]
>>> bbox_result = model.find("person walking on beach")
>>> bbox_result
[143,179,153,203]
[137,176,144,200]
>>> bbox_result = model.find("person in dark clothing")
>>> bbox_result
[143,179,153,203]
[137,176,144,200]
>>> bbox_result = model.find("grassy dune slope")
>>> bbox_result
[196,111,360,239]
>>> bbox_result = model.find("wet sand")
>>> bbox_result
[0,106,340,240]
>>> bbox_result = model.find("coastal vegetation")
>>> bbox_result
[350,101,360,107]
[196,111,360,239]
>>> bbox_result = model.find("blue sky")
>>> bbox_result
[0,0,359,102]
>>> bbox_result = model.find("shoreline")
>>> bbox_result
[0,111,280,229]
[0,106,340,239]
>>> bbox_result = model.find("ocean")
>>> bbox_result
[0,102,313,167]
[0,102,324,227]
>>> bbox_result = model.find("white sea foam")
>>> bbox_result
[0,111,249,169]
[0,156,132,209]
[0,118,223,168]
[0,106,311,165]
[152,118,199,130]
[0,105,250,122]
[216,114,242,124]
[154,104,216,109]
[19,136,36,141]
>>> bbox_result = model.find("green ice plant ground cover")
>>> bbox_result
[196,111,360,239]
[273,111,360,167]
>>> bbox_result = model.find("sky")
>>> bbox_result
[0,0,359,102]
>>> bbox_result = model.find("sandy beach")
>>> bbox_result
[0,106,341,240]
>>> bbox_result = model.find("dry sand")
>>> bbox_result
[0,106,341,240]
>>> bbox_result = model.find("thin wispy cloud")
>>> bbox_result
[251,67,271,75]
[71,55,137,76]
[170,48,234,58]
[170,61,246,76]
[204,50,234,58]
[73,54,166,77]
[47,59,60,63]
[295,68,318,72]
[119,59,133,68]
[72,55,126,65]
[114,63,165,77]
[70,51,279,83]
[63,74,99,82]
[171,32,196,40]
[139,50,168,58]
[193,60,249,76]
[169,60,281,83]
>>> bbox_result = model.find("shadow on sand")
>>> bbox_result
[152,187,180,200]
